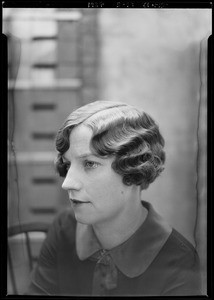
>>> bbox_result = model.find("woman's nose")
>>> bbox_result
[61,169,82,191]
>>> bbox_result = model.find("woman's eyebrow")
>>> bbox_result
[61,153,103,161]
[77,153,100,159]
[61,152,100,162]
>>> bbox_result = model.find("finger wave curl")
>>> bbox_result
[90,114,165,190]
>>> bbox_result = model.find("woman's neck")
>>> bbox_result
[92,200,148,250]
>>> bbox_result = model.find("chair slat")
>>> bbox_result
[8,222,50,294]
[8,246,18,294]
[25,232,33,271]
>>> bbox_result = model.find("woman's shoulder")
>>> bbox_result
[162,228,200,267]
[168,229,197,253]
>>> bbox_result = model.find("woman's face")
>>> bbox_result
[61,124,140,226]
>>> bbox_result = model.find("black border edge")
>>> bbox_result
[0,33,9,298]
[207,33,213,300]
[1,0,213,9]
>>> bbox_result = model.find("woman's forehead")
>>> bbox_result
[67,124,93,155]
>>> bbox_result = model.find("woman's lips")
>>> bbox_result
[70,199,90,205]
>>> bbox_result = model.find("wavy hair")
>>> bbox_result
[55,100,165,190]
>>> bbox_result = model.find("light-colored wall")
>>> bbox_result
[97,9,211,245]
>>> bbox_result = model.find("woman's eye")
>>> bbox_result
[84,160,99,169]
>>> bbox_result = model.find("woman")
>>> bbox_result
[26,100,201,296]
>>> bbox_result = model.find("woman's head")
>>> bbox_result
[55,100,165,190]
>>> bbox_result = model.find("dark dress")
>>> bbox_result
[26,201,202,296]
